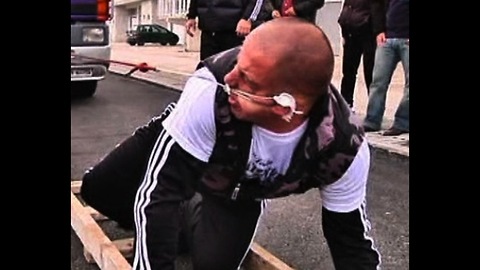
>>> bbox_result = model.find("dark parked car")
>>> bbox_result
[126,24,179,46]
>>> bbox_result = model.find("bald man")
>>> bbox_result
[81,17,381,270]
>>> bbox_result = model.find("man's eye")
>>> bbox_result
[238,69,259,91]
[243,78,258,91]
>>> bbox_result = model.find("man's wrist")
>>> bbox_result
[242,16,252,22]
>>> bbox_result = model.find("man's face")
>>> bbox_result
[224,41,279,123]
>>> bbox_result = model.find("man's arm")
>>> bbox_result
[370,0,387,36]
[237,0,265,35]
[242,0,265,22]
[132,68,218,270]
[186,0,198,36]
[252,0,275,27]
[186,0,198,19]
[80,103,177,230]
[319,141,381,269]
[132,134,207,270]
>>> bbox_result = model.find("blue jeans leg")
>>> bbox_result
[392,39,409,131]
[363,39,400,130]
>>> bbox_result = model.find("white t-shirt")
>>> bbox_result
[162,67,369,213]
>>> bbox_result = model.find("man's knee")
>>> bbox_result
[80,165,137,230]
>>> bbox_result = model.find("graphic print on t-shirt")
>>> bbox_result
[245,153,280,184]
[242,122,309,188]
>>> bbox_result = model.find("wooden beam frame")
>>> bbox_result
[71,180,295,270]
[71,191,131,270]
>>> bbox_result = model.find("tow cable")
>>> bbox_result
[70,52,192,77]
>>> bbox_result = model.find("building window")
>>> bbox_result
[158,0,190,18]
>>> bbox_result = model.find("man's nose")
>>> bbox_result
[224,70,237,85]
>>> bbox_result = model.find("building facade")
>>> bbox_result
[111,0,342,54]
[111,0,190,46]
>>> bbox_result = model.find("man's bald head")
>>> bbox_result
[243,18,334,99]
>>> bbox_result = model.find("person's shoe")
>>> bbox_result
[382,127,409,136]
[363,125,380,132]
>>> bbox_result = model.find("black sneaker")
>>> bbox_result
[363,125,380,132]
[382,127,409,136]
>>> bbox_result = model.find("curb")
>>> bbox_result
[365,132,409,160]
[108,64,187,93]
[108,65,409,159]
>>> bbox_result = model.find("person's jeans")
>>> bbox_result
[363,38,409,131]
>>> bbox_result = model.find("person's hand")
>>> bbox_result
[376,32,386,46]
[284,7,297,16]
[272,10,281,18]
[236,19,252,36]
[185,19,197,37]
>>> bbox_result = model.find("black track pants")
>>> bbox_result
[200,31,244,60]
[179,193,263,270]
[322,204,381,270]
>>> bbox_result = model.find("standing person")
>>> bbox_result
[363,0,409,136]
[81,18,381,270]
[265,0,324,23]
[337,0,376,110]
[185,0,265,60]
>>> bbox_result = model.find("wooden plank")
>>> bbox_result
[71,180,82,194]
[84,238,135,264]
[244,242,295,270]
[84,237,295,270]
[71,191,131,270]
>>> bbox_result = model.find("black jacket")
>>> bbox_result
[264,0,325,23]
[370,0,388,36]
[187,0,265,32]
[372,0,409,38]
[338,0,373,35]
